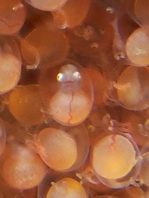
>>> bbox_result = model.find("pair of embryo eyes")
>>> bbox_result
[56,64,81,83]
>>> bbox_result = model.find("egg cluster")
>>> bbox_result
[0,0,149,197]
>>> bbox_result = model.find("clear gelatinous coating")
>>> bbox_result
[21,23,69,69]
[37,127,78,171]
[40,61,93,126]
[117,66,149,110]
[92,134,137,179]
[52,0,90,29]
[1,143,47,190]
[24,0,68,11]
[134,0,149,25]
[0,118,6,156]
[46,177,87,198]
[8,85,45,126]
[0,0,26,35]
[126,27,149,67]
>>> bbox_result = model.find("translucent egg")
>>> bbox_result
[21,23,69,69]
[46,177,87,198]
[52,0,90,29]
[24,0,68,11]
[125,27,149,67]
[36,125,89,172]
[40,61,93,126]
[0,0,26,35]
[117,66,149,110]
[0,36,21,94]
[1,142,47,190]
[8,84,45,126]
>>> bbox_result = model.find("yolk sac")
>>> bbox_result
[52,0,90,29]
[125,27,149,67]
[40,61,93,126]
[8,84,45,126]
[0,53,21,94]
[24,0,68,11]
[36,125,89,172]
[0,0,26,35]
[116,66,149,111]
[37,127,77,171]
[46,177,87,198]
[91,133,141,188]
[1,142,47,190]
[92,134,137,180]
[0,36,21,94]
[21,23,69,69]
